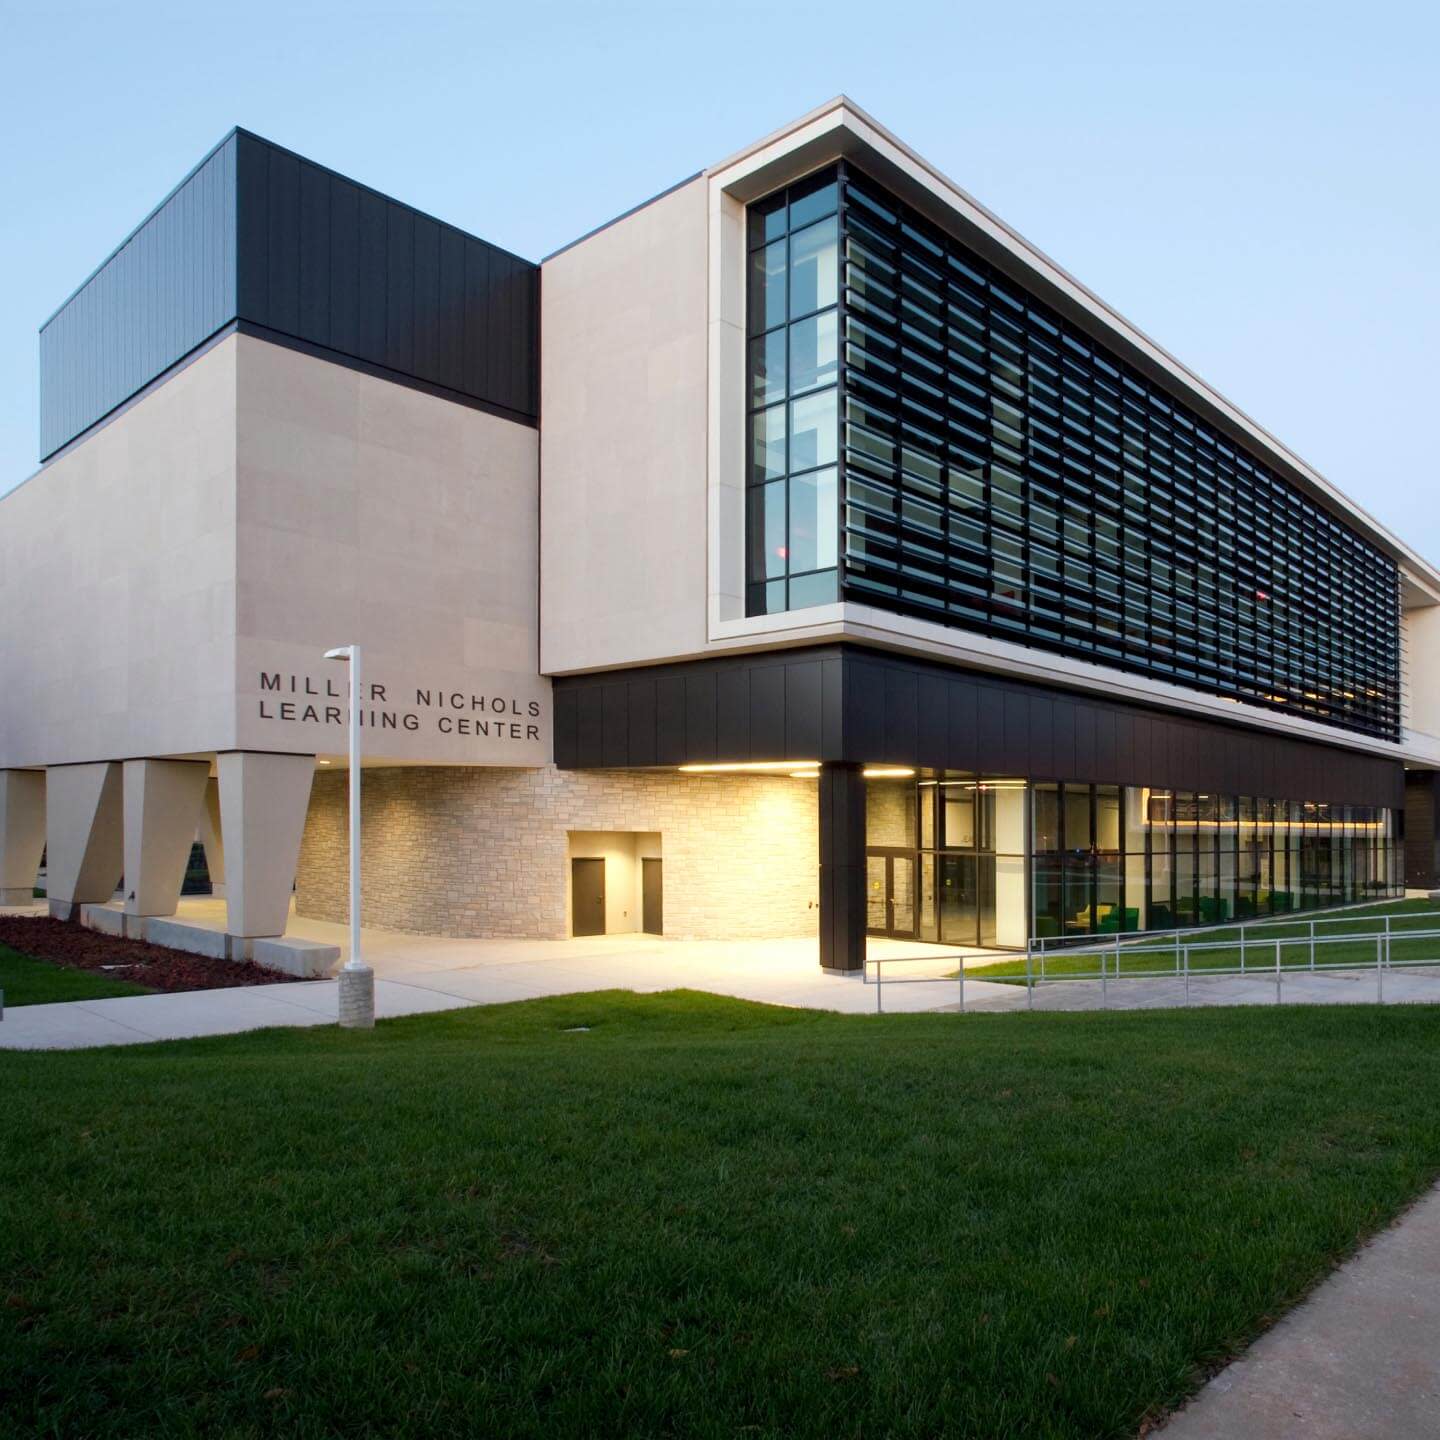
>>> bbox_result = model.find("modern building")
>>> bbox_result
[3,97,1439,973]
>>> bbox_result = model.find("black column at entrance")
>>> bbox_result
[819,762,866,973]
[1404,771,1440,890]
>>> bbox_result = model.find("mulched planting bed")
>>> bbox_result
[0,916,313,994]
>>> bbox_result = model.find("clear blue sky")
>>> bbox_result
[3,0,1436,562]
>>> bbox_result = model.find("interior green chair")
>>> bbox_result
[1034,916,1059,938]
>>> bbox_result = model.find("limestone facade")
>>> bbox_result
[295,765,819,941]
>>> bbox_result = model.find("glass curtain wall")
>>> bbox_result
[745,170,842,614]
[867,775,1028,948]
[743,164,1403,740]
[1032,783,1401,938]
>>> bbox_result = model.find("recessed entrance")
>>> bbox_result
[566,831,663,937]
[570,857,606,937]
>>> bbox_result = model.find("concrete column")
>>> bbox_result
[819,762,867,974]
[122,759,211,917]
[219,752,316,938]
[198,776,225,897]
[45,761,124,919]
[0,770,47,905]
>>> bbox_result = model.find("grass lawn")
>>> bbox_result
[4,995,1440,1438]
[0,941,152,1006]
[979,896,1440,982]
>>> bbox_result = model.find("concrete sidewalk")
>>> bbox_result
[0,901,980,1049]
[4,898,1440,1050]
[1159,1182,1440,1438]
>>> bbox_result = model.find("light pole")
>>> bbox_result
[325,644,374,1029]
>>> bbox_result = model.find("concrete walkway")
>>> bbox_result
[0,900,983,1049]
[1159,1182,1440,1438]
[3,898,1440,1050]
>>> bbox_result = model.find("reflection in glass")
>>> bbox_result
[789,217,838,317]
[752,403,785,482]
[789,468,837,574]
[789,311,838,395]
[745,482,786,581]
[749,240,787,333]
[790,390,837,472]
[749,331,786,408]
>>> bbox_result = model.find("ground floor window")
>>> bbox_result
[863,771,1402,946]
[1031,785,1401,939]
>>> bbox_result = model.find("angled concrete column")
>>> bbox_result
[198,776,226,898]
[818,762,867,973]
[45,762,124,919]
[122,759,211,917]
[0,770,47,905]
[219,752,316,937]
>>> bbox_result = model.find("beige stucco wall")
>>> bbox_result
[1403,604,1440,748]
[232,335,549,764]
[0,331,549,771]
[294,765,818,940]
[539,177,710,675]
[0,340,239,770]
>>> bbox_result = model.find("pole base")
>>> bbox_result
[338,963,375,1030]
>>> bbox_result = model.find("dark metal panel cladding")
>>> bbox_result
[575,687,604,767]
[945,679,979,772]
[916,672,947,764]
[601,684,629,766]
[716,668,751,758]
[39,129,538,460]
[784,659,824,761]
[748,663,786,758]
[233,131,537,419]
[820,653,846,758]
[40,133,239,460]
[1404,772,1439,888]
[655,676,687,766]
[883,667,919,764]
[684,673,718,763]
[552,644,1403,809]
[553,687,578,767]
[627,679,658,767]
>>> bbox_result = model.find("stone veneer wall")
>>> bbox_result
[867,779,914,847]
[295,765,819,940]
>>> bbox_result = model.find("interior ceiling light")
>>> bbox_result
[678,761,818,774]
[862,767,915,779]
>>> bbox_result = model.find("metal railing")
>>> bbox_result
[1027,908,1440,981]
[866,917,1440,1015]
[1031,900,1433,956]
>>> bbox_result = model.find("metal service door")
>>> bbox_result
[571,858,606,937]
[642,858,663,935]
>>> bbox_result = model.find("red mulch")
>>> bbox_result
[0,916,315,994]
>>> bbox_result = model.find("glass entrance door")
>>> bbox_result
[866,850,917,939]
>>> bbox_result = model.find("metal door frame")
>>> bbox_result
[866,847,918,940]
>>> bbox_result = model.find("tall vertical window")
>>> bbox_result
[746,170,841,614]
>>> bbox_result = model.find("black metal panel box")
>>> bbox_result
[39,129,538,460]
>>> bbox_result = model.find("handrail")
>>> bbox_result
[867,912,1440,1014]
[1030,901,1432,955]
